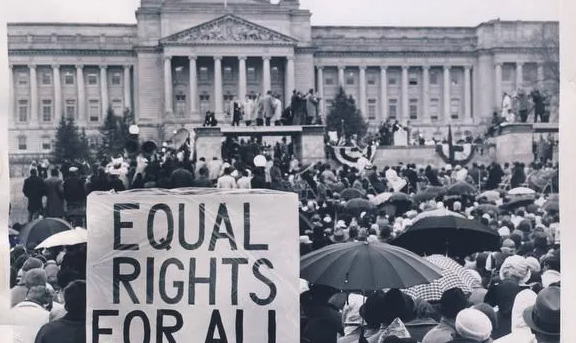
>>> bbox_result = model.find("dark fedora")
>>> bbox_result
[523,286,560,336]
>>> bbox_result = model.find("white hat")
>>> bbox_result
[455,308,493,341]
[498,226,511,237]
[482,213,491,220]
[500,255,531,284]
[300,236,312,245]
[69,166,78,172]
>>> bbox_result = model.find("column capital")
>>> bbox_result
[164,55,172,61]
[443,65,452,71]
[28,64,37,69]
[380,66,388,71]
[8,63,14,69]
[262,56,271,61]
[401,65,410,70]
[338,65,346,70]
[495,62,503,67]
[286,56,295,61]
[99,65,107,70]
[316,66,324,71]
[464,65,472,71]
[188,55,197,61]
[422,65,431,71]
[213,56,223,61]
[237,56,247,61]
[75,64,84,69]
[123,64,132,70]
[516,62,524,66]
[359,65,367,71]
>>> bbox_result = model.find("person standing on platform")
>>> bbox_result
[43,168,64,219]
[306,89,319,125]
[273,93,283,126]
[243,95,254,126]
[517,89,530,123]
[232,96,242,126]
[23,169,46,222]
[255,93,265,126]
[263,90,275,126]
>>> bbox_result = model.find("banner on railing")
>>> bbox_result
[328,144,378,168]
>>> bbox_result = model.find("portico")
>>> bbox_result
[159,14,297,123]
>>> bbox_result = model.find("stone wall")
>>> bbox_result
[493,124,535,164]
[136,52,164,125]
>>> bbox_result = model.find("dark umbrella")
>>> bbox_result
[499,197,534,211]
[301,241,442,291]
[19,218,73,248]
[447,181,477,196]
[345,198,375,215]
[475,204,500,215]
[412,186,447,203]
[341,188,366,201]
[385,192,413,217]
[391,210,500,256]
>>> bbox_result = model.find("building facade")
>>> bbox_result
[7,0,559,157]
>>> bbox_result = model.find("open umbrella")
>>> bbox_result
[403,255,478,301]
[499,197,534,211]
[476,190,502,202]
[35,228,87,249]
[508,187,536,196]
[391,210,500,256]
[19,218,73,248]
[447,181,477,196]
[341,188,366,201]
[475,204,500,215]
[370,192,393,206]
[345,198,375,215]
[301,241,442,291]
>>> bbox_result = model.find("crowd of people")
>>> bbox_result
[203,88,322,127]
[500,89,553,124]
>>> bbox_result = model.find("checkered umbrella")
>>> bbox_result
[403,255,476,302]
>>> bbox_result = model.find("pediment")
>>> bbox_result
[161,14,298,45]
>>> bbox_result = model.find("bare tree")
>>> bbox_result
[532,23,559,93]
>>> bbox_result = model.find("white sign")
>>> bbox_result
[87,189,300,343]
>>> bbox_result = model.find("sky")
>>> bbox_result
[3,0,559,26]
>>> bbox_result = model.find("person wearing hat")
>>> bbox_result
[11,257,44,307]
[522,286,560,343]
[446,308,493,343]
[11,268,47,308]
[422,288,469,343]
[338,291,386,343]
[367,289,415,343]
[22,168,46,222]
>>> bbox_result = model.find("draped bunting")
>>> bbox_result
[435,143,476,166]
[328,144,378,168]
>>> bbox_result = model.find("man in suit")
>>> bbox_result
[262,90,276,126]
[22,169,46,222]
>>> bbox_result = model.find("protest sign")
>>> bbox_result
[86,189,300,343]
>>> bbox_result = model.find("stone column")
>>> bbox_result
[76,65,86,124]
[359,66,367,118]
[516,62,523,91]
[214,56,223,117]
[262,56,271,94]
[422,66,430,123]
[380,66,388,120]
[52,64,62,122]
[8,65,14,125]
[537,63,544,89]
[443,66,451,121]
[464,66,472,122]
[100,65,108,117]
[238,56,247,101]
[338,66,345,87]
[285,56,295,104]
[494,63,502,109]
[123,65,131,110]
[164,56,173,114]
[401,65,409,122]
[316,66,325,117]
[29,64,38,125]
[189,56,198,116]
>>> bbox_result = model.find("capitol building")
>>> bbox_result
[7,0,558,157]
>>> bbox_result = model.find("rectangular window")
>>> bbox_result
[430,98,440,120]
[111,99,123,116]
[41,72,52,85]
[65,99,76,119]
[17,72,29,85]
[18,136,27,151]
[247,67,256,82]
[388,76,397,85]
[346,71,355,85]
[41,137,52,151]
[450,70,459,85]
[450,98,460,119]
[430,71,439,85]
[367,73,377,85]
[41,99,53,122]
[388,99,398,118]
[89,99,100,122]
[111,72,122,85]
[409,73,418,85]
[325,76,334,86]
[199,67,209,82]
[87,73,98,85]
[502,66,513,81]
[64,71,75,85]
[409,98,418,119]
[18,99,29,122]
[271,66,280,82]
[367,99,377,120]
[223,66,233,81]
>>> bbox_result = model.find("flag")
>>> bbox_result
[447,125,454,164]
